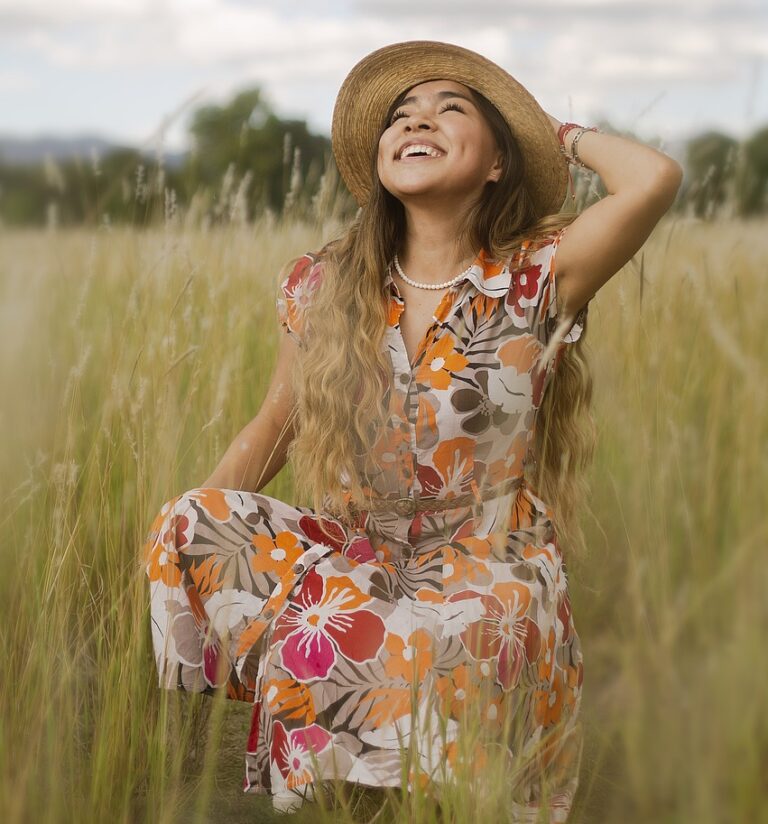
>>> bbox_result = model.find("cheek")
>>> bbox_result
[376,144,390,177]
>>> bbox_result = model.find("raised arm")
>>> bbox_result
[201,332,299,493]
[543,112,684,319]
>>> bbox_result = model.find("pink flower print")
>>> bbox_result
[272,720,332,789]
[344,533,377,563]
[271,568,386,682]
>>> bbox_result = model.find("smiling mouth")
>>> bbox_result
[396,144,447,161]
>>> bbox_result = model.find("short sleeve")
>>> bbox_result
[511,226,589,347]
[276,253,321,346]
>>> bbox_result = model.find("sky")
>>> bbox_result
[1,0,766,156]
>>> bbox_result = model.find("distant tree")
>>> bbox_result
[684,131,739,219]
[184,87,332,218]
[737,126,768,216]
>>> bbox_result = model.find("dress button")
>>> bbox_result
[399,373,410,385]
[292,562,304,574]
[262,607,275,621]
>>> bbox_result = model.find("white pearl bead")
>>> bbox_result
[392,253,476,290]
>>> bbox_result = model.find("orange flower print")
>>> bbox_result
[414,334,469,390]
[387,294,404,327]
[188,488,231,522]
[497,335,539,374]
[384,630,434,682]
[534,667,566,727]
[538,626,556,683]
[445,737,488,775]
[418,437,475,499]
[251,531,303,578]
[436,663,475,719]
[441,544,490,587]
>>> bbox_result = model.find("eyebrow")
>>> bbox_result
[397,90,475,107]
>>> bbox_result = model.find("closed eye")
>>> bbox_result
[389,101,466,124]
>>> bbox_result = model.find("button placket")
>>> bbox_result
[234,541,336,660]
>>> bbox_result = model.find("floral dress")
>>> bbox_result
[143,226,589,822]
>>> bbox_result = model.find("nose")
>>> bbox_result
[403,112,436,132]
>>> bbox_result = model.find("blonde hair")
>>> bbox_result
[281,86,596,560]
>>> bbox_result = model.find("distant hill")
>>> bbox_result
[0,133,188,169]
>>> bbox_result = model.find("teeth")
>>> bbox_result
[399,144,443,159]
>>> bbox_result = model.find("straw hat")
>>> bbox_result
[331,40,569,219]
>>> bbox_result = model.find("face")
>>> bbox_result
[377,79,503,206]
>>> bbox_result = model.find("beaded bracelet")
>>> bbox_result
[570,126,600,169]
[557,122,601,170]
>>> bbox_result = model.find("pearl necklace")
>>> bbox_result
[392,253,476,290]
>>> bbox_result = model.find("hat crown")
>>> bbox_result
[331,40,567,217]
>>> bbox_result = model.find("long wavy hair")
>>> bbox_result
[280,85,596,559]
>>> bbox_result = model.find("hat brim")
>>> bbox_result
[331,40,568,217]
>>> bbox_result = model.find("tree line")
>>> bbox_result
[1,85,766,228]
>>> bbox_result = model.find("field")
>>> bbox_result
[1,207,766,823]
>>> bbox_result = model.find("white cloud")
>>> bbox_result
[0,0,156,26]
[0,0,765,145]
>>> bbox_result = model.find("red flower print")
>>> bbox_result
[298,515,347,552]
[271,569,386,682]
[447,582,540,691]
[516,262,544,301]
[247,701,261,753]
[506,260,545,325]
[271,719,332,789]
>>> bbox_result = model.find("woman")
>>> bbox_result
[143,41,682,820]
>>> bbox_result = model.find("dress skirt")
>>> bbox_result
[143,482,585,822]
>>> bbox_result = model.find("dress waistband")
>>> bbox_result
[350,475,525,518]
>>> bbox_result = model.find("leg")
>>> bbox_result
[143,487,314,702]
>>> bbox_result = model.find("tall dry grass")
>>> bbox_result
[1,161,766,823]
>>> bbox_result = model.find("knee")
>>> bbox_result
[143,490,199,571]
[144,487,225,561]
[155,487,212,526]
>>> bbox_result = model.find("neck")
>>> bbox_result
[397,201,477,284]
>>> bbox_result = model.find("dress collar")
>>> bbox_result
[384,248,518,299]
